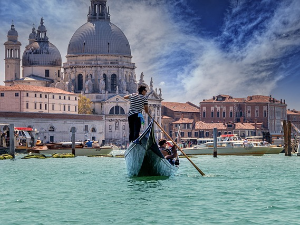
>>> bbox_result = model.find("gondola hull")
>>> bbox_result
[125,121,178,177]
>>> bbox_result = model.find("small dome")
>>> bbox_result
[8,25,18,37]
[22,42,62,67]
[67,20,131,56]
[38,24,47,32]
[29,32,35,39]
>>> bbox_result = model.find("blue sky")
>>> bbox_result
[0,0,299,110]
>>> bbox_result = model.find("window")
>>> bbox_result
[180,132,184,137]
[52,104,54,110]
[230,111,233,117]
[75,97,77,101]
[45,104,47,110]
[57,70,60,77]
[26,93,29,97]
[109,106,125,114]
[59,96,61,99]
[223,111,226,117]
[34,103,37,109]
[217,111,220,118]
[26,103,29,109]
[85,125,88,132]
[75,106,77,112]
[203,111,206,118]
[45,70,49,77]
[40,104,42,110]
[40,94,42,98]
[64,96,66,100]
[194,132,199,137]
[35,94,37,97]
[45,95,47,98]
[211,111,214,117]
[68,96,70,100]
[63,105,66,111]
[188,132,192,137]
[68,105,70,111]
[0,93,4,97]
[205,131,210,137]
[91,127,96,132]
[15,93,19,97]
[52,95,55,99]
[49,126,55,132]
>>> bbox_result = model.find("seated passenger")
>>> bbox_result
[85,139,93,147]
[158,139,179,165]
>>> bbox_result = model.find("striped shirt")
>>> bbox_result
[128,93,148,116]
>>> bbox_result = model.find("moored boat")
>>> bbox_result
[125,120,178,177]
[182,141,267,156]
[29,144,114,156]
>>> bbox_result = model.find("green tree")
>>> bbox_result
[78,95,93,114]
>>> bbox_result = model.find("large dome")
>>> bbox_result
[22,42,62,67]
[67,20,131,56]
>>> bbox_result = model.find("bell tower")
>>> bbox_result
[4,23,21,85]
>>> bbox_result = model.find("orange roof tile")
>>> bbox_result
[195,121,227,130]
[173,118,194,124]
[162,102,199,112]
[0,85,75,95]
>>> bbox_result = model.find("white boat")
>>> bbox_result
[251,141,283,154]
[182,140,267,156]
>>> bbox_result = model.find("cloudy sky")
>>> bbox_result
[0,0,300,109]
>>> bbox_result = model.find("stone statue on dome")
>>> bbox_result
[85,76,93,93]
[120,77,127,94]
[99,78,105,94]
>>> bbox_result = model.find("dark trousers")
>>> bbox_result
[128,114,141,142]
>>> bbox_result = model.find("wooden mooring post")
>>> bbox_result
[283,120,292,156]
[71,127,76,156]
[213,128,217,157]
[9,124,15,158]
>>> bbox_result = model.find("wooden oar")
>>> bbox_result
[148,115,205,176]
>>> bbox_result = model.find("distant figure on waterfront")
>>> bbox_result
[243,138,248,147]
[124,85,149,142]
[158,139,179,165]
[85,139,93,147]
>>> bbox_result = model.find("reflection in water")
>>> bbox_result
[127,176,169,190]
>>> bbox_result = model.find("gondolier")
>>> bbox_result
[124,85,149,142]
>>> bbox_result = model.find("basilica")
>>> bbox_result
[2,0,163,145]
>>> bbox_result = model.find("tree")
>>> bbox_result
[78,95,93,114]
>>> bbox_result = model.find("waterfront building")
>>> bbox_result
[287,109,300,137]
[161,102,200,140]
[1,0,162,145]
[0,85,78,114]
[0,112,105,144]
[200,94,287,136]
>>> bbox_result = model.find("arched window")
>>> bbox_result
[103,74,107,91]
[91,127,96,132]
[111,74,117,92]
[109,106,125,115]
[78,74,83,91]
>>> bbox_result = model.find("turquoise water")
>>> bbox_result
[1,153,300,225]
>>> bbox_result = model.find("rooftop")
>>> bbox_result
[162,102,199,113]
[0,85,75,95]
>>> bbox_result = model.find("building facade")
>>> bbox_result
[0,85,78,114]
[0,112,105,144]
[200,94,287,136]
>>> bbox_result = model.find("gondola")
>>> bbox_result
[124,120,178,177]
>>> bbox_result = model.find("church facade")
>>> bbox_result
[2,0,163,145]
